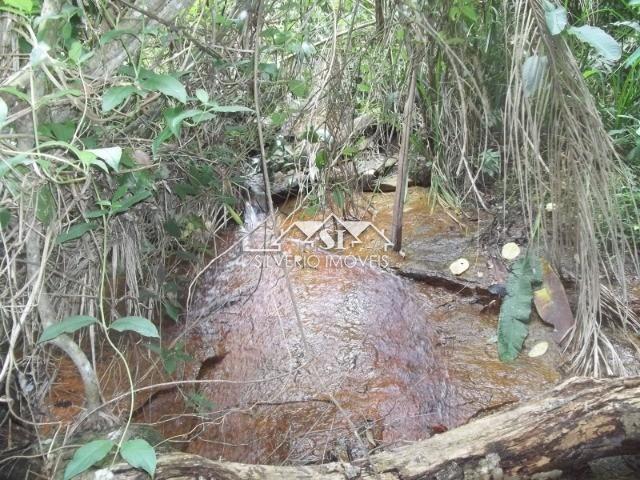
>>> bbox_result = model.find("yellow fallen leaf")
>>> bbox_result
[528,341,549,358]
[449,258,469,275]
[501,242,521,260]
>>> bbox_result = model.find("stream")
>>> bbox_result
[134,187,567,465]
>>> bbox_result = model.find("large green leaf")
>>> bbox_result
[64,439,114,480]
[88,146,122,171]
[140,73,187,103]
[287,79,309,98]
[542,1,567,35]
[497,256,542,362]
[4,0,33,13]
[120,439,156,477]
[56,222,97,244]
[38,315,98,343]
[110,316,159,338]
[522,55,548,98]
[102,86,138,112]
[568,25,621,62]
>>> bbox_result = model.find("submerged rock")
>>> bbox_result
[178,241,454,464]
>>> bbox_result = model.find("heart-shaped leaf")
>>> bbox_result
[120,439,156,478]
[568,25,621,62]
[63,439,114,480]
[543,2,567,35]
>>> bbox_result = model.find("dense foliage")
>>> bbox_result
[0,0,639,477]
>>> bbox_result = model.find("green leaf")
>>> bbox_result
[624,46,640,68]
[195,89,209,103]
[85,209,108,218]
[120,439,156,478]
[0,97,7,126]
[63,439,114,480]
[287,79,308,98]
[67,41,87,65]
[0,86,29,102]
[166,108,207,137]
[522,55,548,98]
[225,204,243,225]
[315,149,328,168]
[110,190,152,214]
[163,217,181,237]
[270,111,287,126]
[152,126,174,155]
[0,208,11,230]
[39,121,76,143]
[259,62,278,78]
[38,315,98,343]
[332,189,345,210]
[568,25,621,62]
[0,154,30,178]
[88,146,122,171]
[163,301,181,322]
[35,186,56,225]
[110,316,159,338]
[4,0,32,13]
[543,3,567,35]
[210,104,254,113]
[140,73,187,103]
[497,256,541,362]
[102,86,137,112]
[56,222,97,244]
[99,28,139,45]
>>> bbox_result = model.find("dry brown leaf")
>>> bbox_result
[533,260,574,343]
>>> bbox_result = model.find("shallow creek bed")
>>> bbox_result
[45,188,640,479]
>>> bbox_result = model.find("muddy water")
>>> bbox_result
[132,188,566,465]
[161,249,453,463]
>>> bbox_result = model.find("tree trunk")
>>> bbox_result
[374,0,384,35]
[79,376,640,479]
[391,62,417,252]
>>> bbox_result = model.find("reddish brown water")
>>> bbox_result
[134,188,565,464]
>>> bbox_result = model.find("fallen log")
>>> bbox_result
[80,376,640,479]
